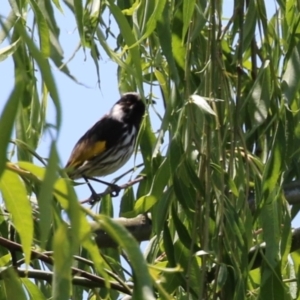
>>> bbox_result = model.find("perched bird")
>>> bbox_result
[65,92,145,202]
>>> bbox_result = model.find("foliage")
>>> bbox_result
[1,0,300,299]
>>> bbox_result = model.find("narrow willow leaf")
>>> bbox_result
[28,0,50,57]
[139,116,156,172]
[120,186,135,215]
[157,5,180,85]
[100,193,113,216]
[0,83,22,178]
[122,195,157,218]
[107,0,143,91]
[149,156,170,199]
[54,179,109,283]
[17,161,45,180]
[96,28,132,71]
[128,0,167,48]
[28,90,44,149]
[21,278,47,300]
[282,41,300,104]
[174,239,200,296]
[81,237,110,285]
[51,0,64,13]
[189,95,216,116]
[0,10,18,44]
[260,263,286,300]
[2,268,27,300]
[217,264,228,290]
[182,0,195,39]
[52,224,72,300]
[171,33,186,71]
[0,38,20,61]
[242,0,257,52]
[0,170,33,267]
[73,0,85,45]
[245,60,270,128]
[53,178,81,253]
[98,215,155,299]
[15,22,61,130]
[171,205,195,251]
[291,251,300,298]
[38,142,59,248]
[152,188,173,235]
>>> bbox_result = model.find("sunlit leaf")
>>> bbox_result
[0,170,33,267]
[189,95,216,116]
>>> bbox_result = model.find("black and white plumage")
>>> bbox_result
[65,92,145,181]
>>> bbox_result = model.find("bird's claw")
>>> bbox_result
[89,192,101,205]
[110,184,121,197]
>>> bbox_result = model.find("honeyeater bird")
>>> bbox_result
[65,92,145,202]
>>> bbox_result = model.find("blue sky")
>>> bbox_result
[1,1,298,227]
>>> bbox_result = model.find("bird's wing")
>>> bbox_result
[65,116,125,171]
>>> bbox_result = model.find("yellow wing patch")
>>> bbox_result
[66,140,106,169]
[86,140,106,158]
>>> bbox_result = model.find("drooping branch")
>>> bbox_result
[92,214,152,248]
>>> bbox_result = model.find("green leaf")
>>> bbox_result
[15,22,61,130]
[52,224,72,300]
[17,161,45,180]
[157,5,180,84]
[120,186,135,215]
[139,115,156,173]
[0,10,18,44]
[189,95,216,116]
[174,239,200,297]
[128,0,167,49]
[149,156,170,199]
[28,0,50,57]
[53,178,82,254]
[21,278,47,300]
[54,181,109,282]
[98,215,155,299]
[107,0,143,91]
[171,205,196,251]
[100,193,113,216]
[282,42,300,105]
[38,142,59,248]
[122,195,157,218]
[0,38,20,61]
[152,187,173,235]
[245,60,270,128]
[182,0,195,39]
[73,0,85,46]
[0,83,22,178]
[0,170,33,267]
[1,268,27,300]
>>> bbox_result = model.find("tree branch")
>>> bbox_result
[0,237,131,295]
[92,214,152,248]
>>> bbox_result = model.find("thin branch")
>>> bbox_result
[7,268,127,289]
[0,237,131,295]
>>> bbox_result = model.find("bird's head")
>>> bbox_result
[110,92,146,127]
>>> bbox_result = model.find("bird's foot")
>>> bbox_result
[89,191,101,205]
[109,184,121,197]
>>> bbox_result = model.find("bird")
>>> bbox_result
[65,92,146,203]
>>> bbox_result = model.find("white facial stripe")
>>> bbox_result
[110,104,124,121]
